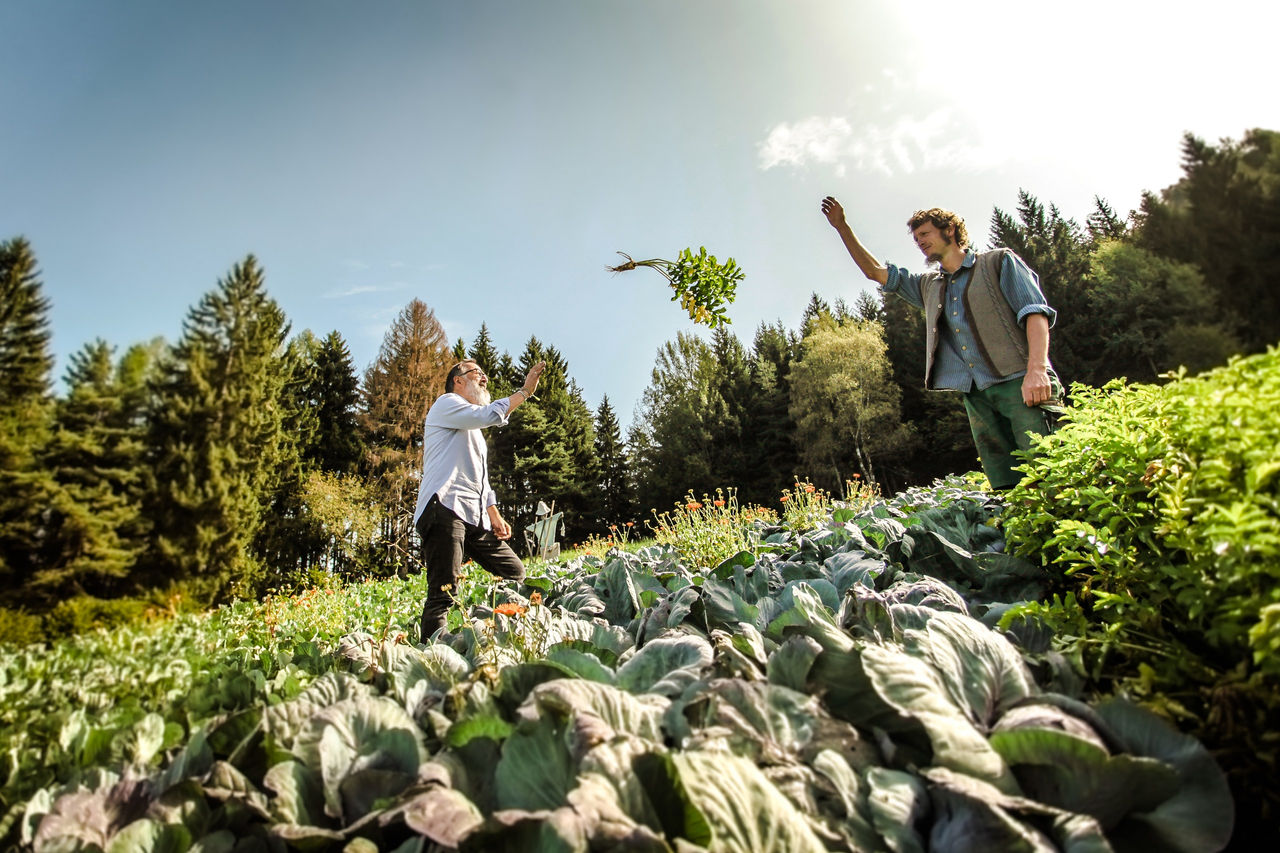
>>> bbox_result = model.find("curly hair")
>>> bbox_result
[907,208,969,249]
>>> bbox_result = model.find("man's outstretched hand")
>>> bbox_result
[821,196,847,230]
[522,361,546,396]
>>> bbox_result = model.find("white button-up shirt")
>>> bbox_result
[412,392,512,529]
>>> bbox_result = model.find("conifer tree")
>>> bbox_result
[468,323,501,380]
[0,237,57,604]
[253,331,323,582]
[142,256,292,601]
[309,331,364,475]
[990,191,1095,387]
[741,321,801,505]
[488,337,573,541]
[35,340,155,601]
[800,292,832,336]
[1086,197,1129,244]
[593,395,635,528]
[359,299,453,572]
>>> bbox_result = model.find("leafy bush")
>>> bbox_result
[0,607,43,646]
[43,595,148,639]
[1002,344,1280,836]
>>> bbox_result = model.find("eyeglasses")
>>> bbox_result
[459,367,486,380]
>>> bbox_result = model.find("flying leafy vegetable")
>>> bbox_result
[608,246,743,328]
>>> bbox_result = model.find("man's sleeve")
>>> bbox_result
[1000,252,1057,327]
[882,263,925,310]
[425,394,512,429]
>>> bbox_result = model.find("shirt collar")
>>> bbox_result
[944,249,976,279]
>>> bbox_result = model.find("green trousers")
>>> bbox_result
[962,373,1063,490]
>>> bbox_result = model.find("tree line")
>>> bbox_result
[2,128,1276,635]
[0,247,632,632]
[630,129,1280,506]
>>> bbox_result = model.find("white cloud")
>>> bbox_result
[324,282,408,299]
[759,108,1019,178]
[757,116,853,172]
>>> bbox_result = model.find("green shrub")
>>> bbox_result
[0,607,45,646]
[1001,344,1280,834]
[43,595,148,638]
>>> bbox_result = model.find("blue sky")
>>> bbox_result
[4,0,1276,423]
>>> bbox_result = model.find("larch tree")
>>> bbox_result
[359,299,453,574]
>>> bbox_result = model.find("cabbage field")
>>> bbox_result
[1,479,1236,852]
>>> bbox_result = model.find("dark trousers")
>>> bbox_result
[415,496,525,640]
[962,371,1064,490]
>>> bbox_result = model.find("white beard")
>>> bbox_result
[477,388,491,406]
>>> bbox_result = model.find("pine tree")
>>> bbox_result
[34,340,154,601]
[594,395,636,528]
[741,321,801,505]
[141,256,293,602]
[452,337,467,361]
[990,191,1094,387]
[252,331,323,583]
[468,323,501,380]
[800,292,832,336]
[310,331,364,475]
[359,299,453,573]
[1086,197,1128,245]
[0,237,58,607]
[489,338,575,541]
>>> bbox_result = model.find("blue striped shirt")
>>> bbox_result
[882,249,1056,393]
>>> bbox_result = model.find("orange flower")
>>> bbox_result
[626,521,634,527]
[494,603,527,617]
[851,473,861,479]
[780,495,789,502]
[713,499,725,507]
[687,502,703,510]
[609,524,618,531]
[805,484,816,493]
[529,592,543,606]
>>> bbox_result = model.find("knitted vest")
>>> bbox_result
[920,249,1028,388]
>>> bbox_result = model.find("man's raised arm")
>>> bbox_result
[821,196,889,286]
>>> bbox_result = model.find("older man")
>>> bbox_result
[820,196,1063,490]
[413,358,545,640]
